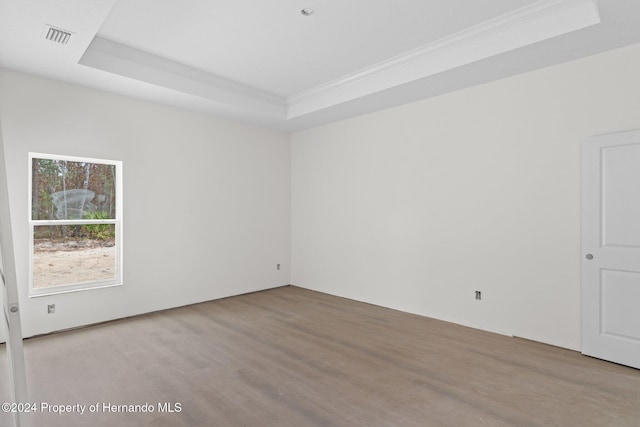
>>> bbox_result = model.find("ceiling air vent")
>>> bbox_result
[43,25,73,45]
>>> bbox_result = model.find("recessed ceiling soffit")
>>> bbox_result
[78,0,599,122]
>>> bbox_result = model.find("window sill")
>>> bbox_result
[29,281,123,298]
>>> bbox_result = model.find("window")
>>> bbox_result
[29,153,122,296]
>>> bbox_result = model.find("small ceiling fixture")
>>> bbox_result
[42,25,73,45]
[301,8,314,16]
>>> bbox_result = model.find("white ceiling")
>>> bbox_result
[98,0,537,97]
[1,0,640,131]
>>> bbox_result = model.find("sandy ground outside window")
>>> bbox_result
[33,240,115,288]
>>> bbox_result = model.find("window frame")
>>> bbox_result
[28,152,123,297]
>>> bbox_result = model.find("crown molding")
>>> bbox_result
[79,37,287,118]
[77,0,599,124]
[286,0,600,119]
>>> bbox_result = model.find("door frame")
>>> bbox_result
[0,119,28,426]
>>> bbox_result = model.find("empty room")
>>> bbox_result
[1,0,640,426]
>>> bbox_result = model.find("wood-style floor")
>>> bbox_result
[1,286,639,426]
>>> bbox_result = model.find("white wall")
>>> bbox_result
[0,69,291,338]
[292,42,640,351]
[4,42,640,351]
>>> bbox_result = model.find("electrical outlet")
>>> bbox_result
[277,264,281,270]
[47,304,55,314]
[475,291,482,301]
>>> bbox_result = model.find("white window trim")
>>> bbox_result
[28,152,123,297]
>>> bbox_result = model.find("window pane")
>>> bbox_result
[32,159,116,220]
[32,225,116,289]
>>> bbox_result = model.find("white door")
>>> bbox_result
[582,130,640,369]
[0,121,28,426]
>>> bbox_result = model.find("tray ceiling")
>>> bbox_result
[2,0,640,131]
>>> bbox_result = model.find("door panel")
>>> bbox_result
[600,269,640,341]
[601,144,640,247]
[582,130,640,369]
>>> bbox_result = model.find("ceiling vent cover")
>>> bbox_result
[43,25,73,45]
